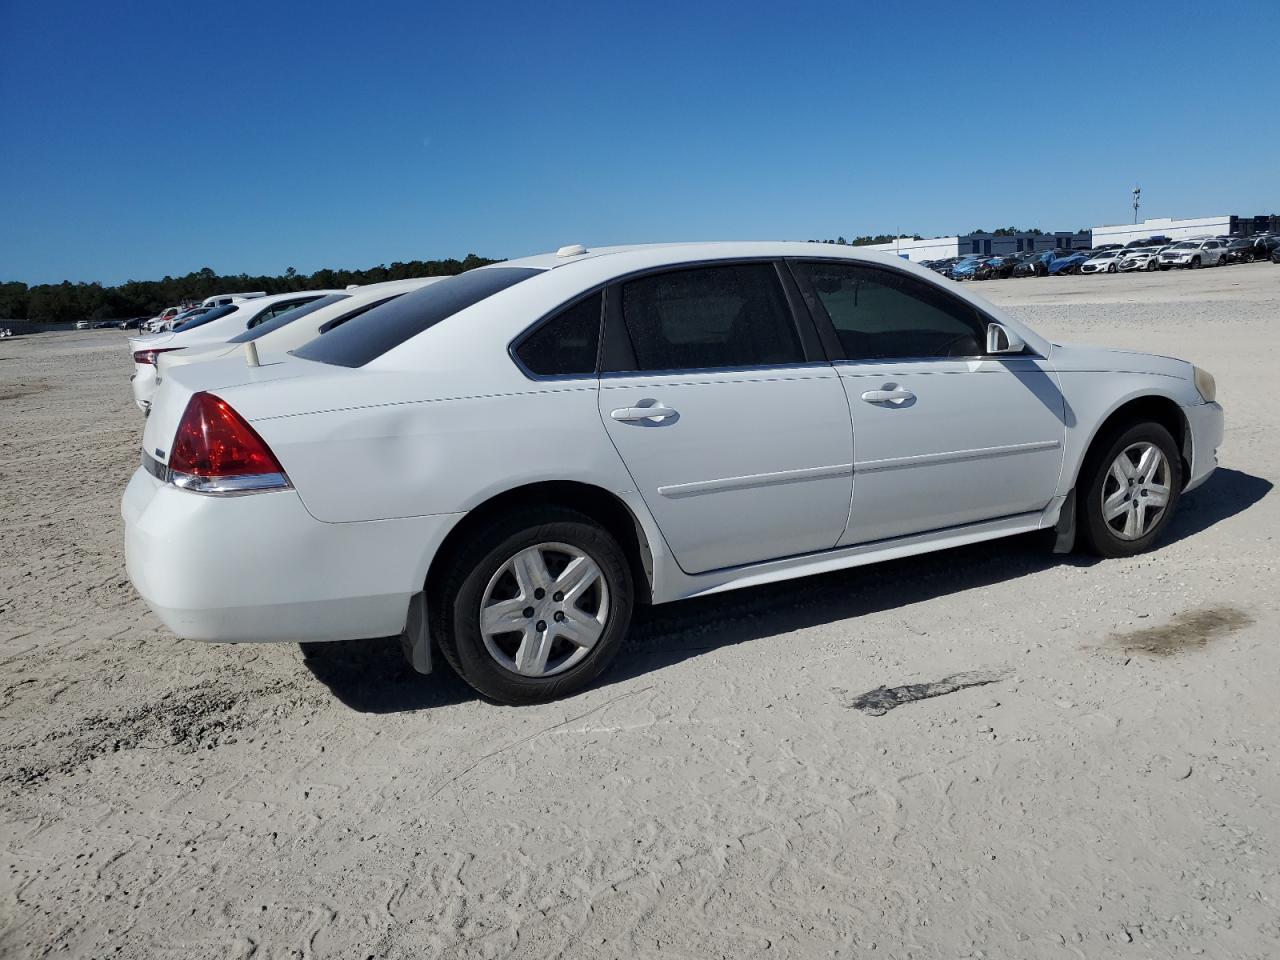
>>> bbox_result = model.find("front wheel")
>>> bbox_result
[1190,256,1201,269]
[1107,263,1117,273]
[1077,422,1182,558]
[435,508,634,704]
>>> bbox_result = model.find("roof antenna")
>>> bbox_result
[244,340,260,368]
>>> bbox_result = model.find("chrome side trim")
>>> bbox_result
[142,453,291,496]
[657,462,852,499]
[855,439,1061,474]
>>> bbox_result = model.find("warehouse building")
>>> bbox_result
[862,230,1090,263]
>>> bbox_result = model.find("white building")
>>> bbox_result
[860,236,959,263]
[1091,215,1231,247]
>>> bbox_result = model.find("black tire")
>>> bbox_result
[433,506,634,704]
[1147,260,1158,271]
[1107,263,1117,273]
[1077,421,1182,558]
[1190,256,1201,269]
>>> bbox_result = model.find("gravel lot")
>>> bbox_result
[2,265,1277,959]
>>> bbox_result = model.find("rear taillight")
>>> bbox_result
[165,392,290,494]
[133,348,179,365]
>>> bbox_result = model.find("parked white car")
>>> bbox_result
[1159,238,1228,269]
[1079,250,1123,274]
[128,291,339,411]
[124,242,1223,704]
[157,278,443,375]
[1117,246,1164,272]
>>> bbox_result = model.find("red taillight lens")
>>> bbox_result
[133,348,179,365]
[168,392,286,481]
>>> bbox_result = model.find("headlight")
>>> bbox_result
[1193,366,1216,403]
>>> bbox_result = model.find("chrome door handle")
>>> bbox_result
[861,389,915,404]
[611,403,679,422]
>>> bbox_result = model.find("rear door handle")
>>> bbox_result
[611,403,679,423]
[861,389,915,404]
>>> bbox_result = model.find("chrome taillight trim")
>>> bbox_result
[143,453,291,496]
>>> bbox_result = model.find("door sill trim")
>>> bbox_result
[666,510,1046,602]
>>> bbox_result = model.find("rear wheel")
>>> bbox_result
[434,507,634,704]
[1077,422,1182,558]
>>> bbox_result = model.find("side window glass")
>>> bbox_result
[514,292,602,377]
[793,261,985,360]
[618,263,802,371]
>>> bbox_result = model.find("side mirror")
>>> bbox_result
[986,322,1026,355]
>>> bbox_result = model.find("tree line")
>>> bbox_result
[0,255,501,323]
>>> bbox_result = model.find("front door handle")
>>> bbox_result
[861,388,915,404]
[611,403,679,423]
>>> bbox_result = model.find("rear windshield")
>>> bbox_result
[174,303,237,331]
[229,293,350,343]
[294,267,543,367]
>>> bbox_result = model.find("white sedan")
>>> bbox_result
[1078,250,1123,274]
[123,242,1224,704]
[156,278,442,375]
[129,290,340,411]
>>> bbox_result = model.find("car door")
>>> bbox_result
[597,260,854,575]
[789,259,1066,546]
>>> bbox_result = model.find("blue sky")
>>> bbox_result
[2,0,1276,285]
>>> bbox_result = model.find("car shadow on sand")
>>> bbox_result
[306,467,1270,713]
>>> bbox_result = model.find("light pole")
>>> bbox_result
[1132,185,1141,225]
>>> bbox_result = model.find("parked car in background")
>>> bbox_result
[122,241,1223,704]
[118,316,150,330]
[1117,247,1164,272]
[129,290,341,411]
[1047,249,1093,275]
[200,292,267,308]
[1251,234,1280,260]
[1159,238,1228,269]
[74,320,90,330]
[1080,249,1124,274]
[973,254,1023,280]
[156,278,443,375]
[1223,238,1258,263]
[948,255,989,280]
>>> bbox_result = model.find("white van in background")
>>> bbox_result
[200,291,267,308]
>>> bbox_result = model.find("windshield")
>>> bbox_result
[228,293,350,343]
[173,303,237,332]
[1093,251,1118,259]
[1171,241,1198,250]
[295,267,543,368]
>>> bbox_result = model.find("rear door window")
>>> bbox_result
[616,263,803,371]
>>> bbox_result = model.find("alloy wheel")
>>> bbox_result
[479,542,610,678]
[1101,442,1171,541]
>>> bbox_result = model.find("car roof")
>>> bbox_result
[490,241,945,274]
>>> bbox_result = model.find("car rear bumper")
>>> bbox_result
[122,467,463,643]
[1184,401,1224,493]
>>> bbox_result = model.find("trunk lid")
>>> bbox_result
[142,354,320,466]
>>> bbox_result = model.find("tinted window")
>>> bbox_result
[173,303,238,332]
[618,263,802,371]
[229,293,348,343]
[794,261,985,360]
[515,293,601,377]
[295,268,543,367]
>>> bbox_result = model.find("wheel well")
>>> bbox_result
[1082,395,1192,490]
[427,481,655,605]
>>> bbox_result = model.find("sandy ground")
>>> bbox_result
[1,264,1277,960]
